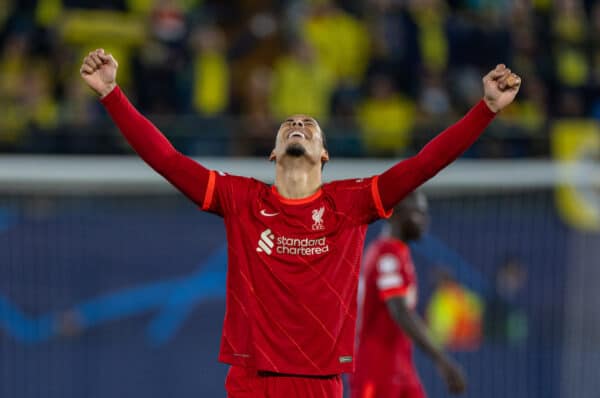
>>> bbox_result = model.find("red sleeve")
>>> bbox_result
[101,86,210,207]
[378,100,496,211]
[202,172,260,217]
[374,245,412,301]
[325,176,392,225]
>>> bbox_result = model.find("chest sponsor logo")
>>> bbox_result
[256,229,275,255]
[311,206,325,230]
[256,228,330,256]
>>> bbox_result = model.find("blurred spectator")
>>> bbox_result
[484,256,528,345]
[126,0,202,16]
[587,1,600,120]
[35,0,64,28]
[22,62,60,136]
[270,39,334,121]
[551,0,589,89]
[0,31,29,118]
[190,25,229,116]
[416,68,454,121]
[132,0,189,113]
[364,0,420,94]
[226,2,280,113]
[357,74,416,156]
[555,89,586,118]
[445,0,511,70]
[0,31,58,150]
[450,66,484,113]
[0,31,29,102]
[234,66,278,156]
[302,0,370,86]
[56,79,107,153]
[426,268,484,351]
[496,75,547,136]
[0,0,15,31]
[408,0,449,74]
[507,1,546,80]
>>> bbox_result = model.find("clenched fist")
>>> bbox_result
[80,48,118,98]
[482,64,522,113]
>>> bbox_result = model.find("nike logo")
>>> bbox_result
[260,210,280,217]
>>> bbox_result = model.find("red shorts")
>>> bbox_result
[225,366,343,398]
[351,375,426,398]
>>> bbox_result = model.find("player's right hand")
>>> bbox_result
[482,64,521,113]
[437,358,467,395]
[80,48,118,98]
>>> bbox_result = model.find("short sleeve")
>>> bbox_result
[374,248,412,301]
[201,171,261,217]
[326,176,393,225]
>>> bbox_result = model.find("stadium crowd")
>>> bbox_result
[1,0,599,157]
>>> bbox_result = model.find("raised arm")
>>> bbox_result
[386,296,466,395]
[80,49,209,206]
[378,64,521,210]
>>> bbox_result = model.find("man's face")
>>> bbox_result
[270,114,329,166]
[396,192,429,241]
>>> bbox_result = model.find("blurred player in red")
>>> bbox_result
[80,49,520,397]
[352,191,465,398]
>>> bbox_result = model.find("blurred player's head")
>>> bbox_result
[270,114,329,169]
[391,190,429,241]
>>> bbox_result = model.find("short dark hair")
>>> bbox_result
[320,127,328,170]
[320,128,328,151]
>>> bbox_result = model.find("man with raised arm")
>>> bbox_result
[80,48,521,397]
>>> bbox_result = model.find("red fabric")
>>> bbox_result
[371,175,393,219]
[377,100,496,211]
[350,377,426,398]
[353,238,420,396]
[379,286,409,301]
[225,366,343,398]
[207,174,382,374]
[369,240,415,302]
[202,170,216,210]
[101,86,210,206]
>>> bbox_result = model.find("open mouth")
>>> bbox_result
[288,131,306,140]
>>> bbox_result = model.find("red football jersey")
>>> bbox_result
[202,172,390,375]
[354,237,419,383]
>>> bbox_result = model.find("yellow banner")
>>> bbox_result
[552,120,600,231]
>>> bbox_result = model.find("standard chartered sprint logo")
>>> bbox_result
[256,229,330,256]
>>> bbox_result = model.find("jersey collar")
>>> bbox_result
[270,185,322,205]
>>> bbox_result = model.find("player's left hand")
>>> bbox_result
[482,64,522,113]
[437,358,467,395]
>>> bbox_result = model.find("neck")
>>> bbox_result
[274,158,322,199]
[391,224,408,242]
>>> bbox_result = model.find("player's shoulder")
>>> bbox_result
[323,176,375,192]
[214,171,269,190]
[364,238,397,265]
[368,238,411,274]
[371,237,410,257]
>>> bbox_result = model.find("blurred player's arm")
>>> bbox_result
[386,296,466,395]
[80,49,209,206]
[377,64,521,211]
